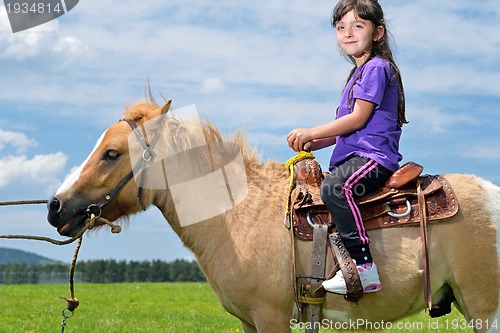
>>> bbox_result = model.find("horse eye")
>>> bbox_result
[102,149,121,161]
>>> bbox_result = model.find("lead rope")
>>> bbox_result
[0,200,122,332]
[60,236,82,333]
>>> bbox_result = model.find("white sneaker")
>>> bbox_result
[322,262,382,294]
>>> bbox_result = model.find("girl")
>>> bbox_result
[286,0,407,294]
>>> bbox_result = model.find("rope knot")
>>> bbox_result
[111,225,122,234]
[61,297,80,312]
[87,214,122,234]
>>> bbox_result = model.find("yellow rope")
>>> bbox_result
[284,151,315,171]
[284,151,315,225]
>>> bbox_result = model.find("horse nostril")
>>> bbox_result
[48,197,62,214]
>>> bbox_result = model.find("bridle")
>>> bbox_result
[84,116,165,219]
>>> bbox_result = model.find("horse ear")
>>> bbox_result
[161,99,172,114]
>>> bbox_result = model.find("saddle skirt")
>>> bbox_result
[290,159,459,241]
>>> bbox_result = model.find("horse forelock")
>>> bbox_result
[123,100,160,122]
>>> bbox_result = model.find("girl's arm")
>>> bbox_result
[305,137,337,151]
[287,99,376,152]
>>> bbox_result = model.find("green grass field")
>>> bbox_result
[0,282,473,332]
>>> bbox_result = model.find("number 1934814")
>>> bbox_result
[5,2,62,14]
[443,318,498,331]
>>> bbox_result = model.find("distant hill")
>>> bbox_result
[0,247,60,265]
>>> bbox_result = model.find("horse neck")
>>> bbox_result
[151,159,289,268]
[151,187,240,284]
[149,179,233,249]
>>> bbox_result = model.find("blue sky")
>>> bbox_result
[0,0,499,263]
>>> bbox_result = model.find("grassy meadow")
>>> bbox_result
[0,282,472,332]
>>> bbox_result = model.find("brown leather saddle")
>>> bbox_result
[290,159,459,241]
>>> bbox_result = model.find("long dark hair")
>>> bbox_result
[332,0,408,126]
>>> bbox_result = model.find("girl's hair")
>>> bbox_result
[332,0,408,126]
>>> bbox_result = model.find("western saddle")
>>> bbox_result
[287,158,459,331]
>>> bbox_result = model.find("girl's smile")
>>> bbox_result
[335,9,384,66]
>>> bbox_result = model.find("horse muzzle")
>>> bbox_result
[47,196,89,237]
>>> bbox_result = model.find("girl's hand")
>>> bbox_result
[286,128,312,152]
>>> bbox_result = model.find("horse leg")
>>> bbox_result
[451,273,499,333]
[241,321,258,333]
[236,305,292,333]
[241,315,292,333]
[253,317,292,333]
[235,302,292,333]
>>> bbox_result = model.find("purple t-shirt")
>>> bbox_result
[329,56,402,172]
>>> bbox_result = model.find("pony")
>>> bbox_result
[47,99,500,333]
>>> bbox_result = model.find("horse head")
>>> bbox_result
[47,100,171,237]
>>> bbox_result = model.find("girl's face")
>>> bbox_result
[335,9,384,66]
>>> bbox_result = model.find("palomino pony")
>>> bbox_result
[47,100,500,333]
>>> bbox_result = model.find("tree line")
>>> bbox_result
[0,259,206,284]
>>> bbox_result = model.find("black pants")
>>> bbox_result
[320,156,393,264]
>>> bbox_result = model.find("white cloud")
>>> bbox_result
[0,6,10,33]
[457,145,500,161]
[388,0,500,95]
[200,78,226,94]
[52,35,88,56]
[0,152,67,189]
[405,105,477,134]
[0,128,38,153]
[0,5,87,60]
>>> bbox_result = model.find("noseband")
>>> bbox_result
[85,118,160,218]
